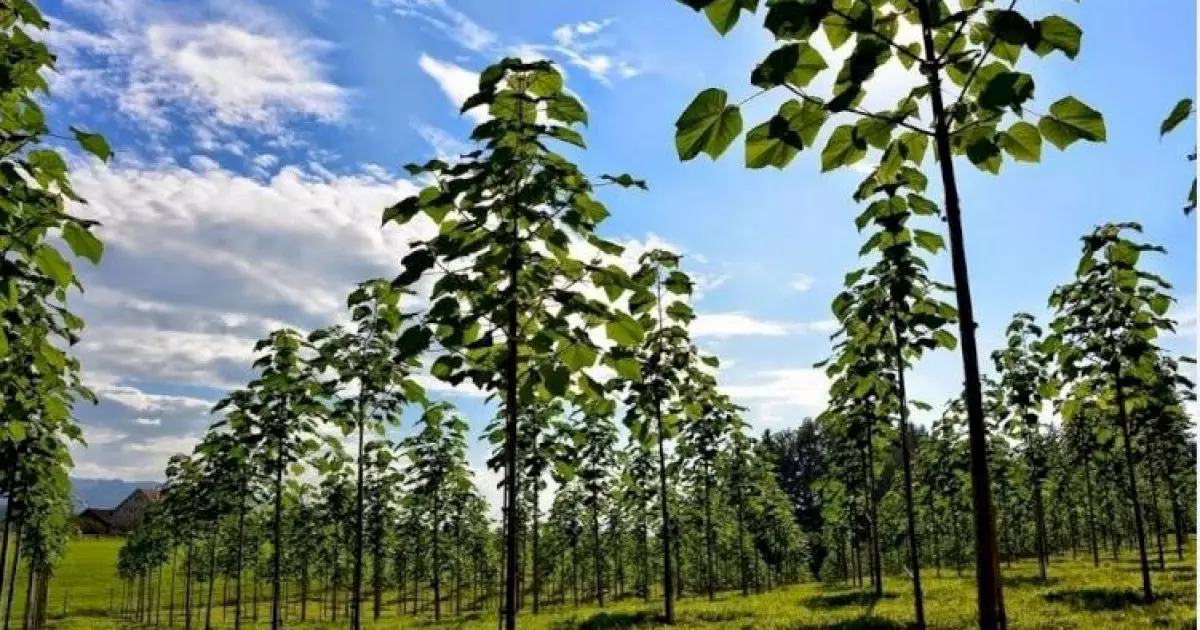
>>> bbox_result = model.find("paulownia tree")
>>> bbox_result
[990,313,1054,581]
[382,56,644,630]
[668,3,1106,623]
[1047,222,1176,602]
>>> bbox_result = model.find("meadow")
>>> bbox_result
[22,537,1197,629]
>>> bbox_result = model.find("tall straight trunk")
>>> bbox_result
[1,517,20,630]
[861,423,883,597]
[702,468,715,602]
[205,527,217,630]
[373,522,383,622]
[591,494,604,607]
[453,518,462,616]
[1032,477,1048,581]
[295,552,302,621]
[928,492,941,577]
[1148,469,1166,570]
[433,498,442,621]
[1082,457,1101,567]
[271,437,285,630]
[501,141,524,630]
[571,543,578,607]
[1165,464,1186,560]
[0,485,14,614]
[351,409,366,630]
[332,541,340,621]
[674,526,683,599]
[1114,371,1152,601]
[19,564,32,630]
[890,318,925,629]
[395,549,405,617]
[734,479,748,597]
[168,548,177,627]
[950,511,963,577]
[32,570,48,630]
[914,4,1005,627]
[531,476,540,615]
[655,402,674,623]
[234,499,246,630]
[184,542,194,630]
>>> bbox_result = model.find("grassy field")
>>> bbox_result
[16,537,1196,629]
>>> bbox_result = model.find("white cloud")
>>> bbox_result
[720,368,831,431]
[371,0,496,52]
[45,0,348,133]
[790,273,815,292]
[417,54,488,123]
[691,312,836,338]
[415,122,472,159]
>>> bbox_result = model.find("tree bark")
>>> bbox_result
[1114,371,1152,601]
[891,316,925,629]
[205,527,217,630]
[914,3,1006,626]
[703,467,715,602]
[352,412,366,630]
[591,492,604,607]
[271,434,285,630]
[1032,477,1048,581]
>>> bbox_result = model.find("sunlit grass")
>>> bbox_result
[28,537,1197,629]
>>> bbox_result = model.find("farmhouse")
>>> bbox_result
[73,488,160,536]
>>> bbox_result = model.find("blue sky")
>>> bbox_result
[37,0,1196,506]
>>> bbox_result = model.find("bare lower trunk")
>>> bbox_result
[1114,374,1152,601]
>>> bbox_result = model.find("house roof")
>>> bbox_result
[77,508,116,526]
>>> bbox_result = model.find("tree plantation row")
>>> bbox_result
[0,1,1195,630]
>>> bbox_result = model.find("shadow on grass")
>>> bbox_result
[1003,575,1062,588]
[784,616,907,630]
[694,608,754,622]
[551,611,655,630]
[1044,587,1155,611]
[803,591,898,610]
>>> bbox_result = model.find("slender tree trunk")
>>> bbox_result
[862,423,883,597]
[373,520,383,622]
[433,498,442,621]
[890,319,925,629]
[352,409,365,630]
[591,494,604,608]
[297,552,305,622]
[0,517,19,630]
[1165,467,1186,560]
[0,494,14,617]
[1032,477,1048,581]
[655,402,674,623]
[1081,457,1101,568]
[233,499,245,630]
[19,564,33,630]
[205,527,218,630]
[1114,372,1152,601]
[1148,468,1166,571]
[184,542,194,630]
[531,477,540,615]
[501,159,523,630]
[914,5,1005,627]
[734,478,748,597]
[271,439,285,630]
[703,468,715,602]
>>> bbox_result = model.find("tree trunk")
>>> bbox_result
[234,499,245,630]
[591,493,604,608]
[1114,372,1152,601]
[19,564,32,630]
[352,415,365,630]
[1148,468,1166,571]
[433,498,442,621]
[205,527,217,630]
[2,518,21,630]
[913,4,1006,627]
[862,423,883,597]
[531,478,540,615]
[734,477,748,597]
[373,519,384,622]
[1081,456,1101,568]
[271,439,285,630]
[501,170,522,630]
[1032,477,1048,581]
[703,467,715,602]
[890,319,925,629]
[655,401,675,623]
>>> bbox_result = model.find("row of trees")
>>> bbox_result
[117,58,808,630]
[0,2,113,630]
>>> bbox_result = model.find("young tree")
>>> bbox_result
[382,56,644,630]
[310,278,426,630]
[678,391,736,601]
[668,3,1106,623]
[1048,222,1177,602]
[990,313,1054,580]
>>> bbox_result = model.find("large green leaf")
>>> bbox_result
[606,313,645,346]
[61,223,104,264]
[71,126,112,162]
[34,244,73,287]
[547,93,588,125]
[820,125,866,172]
[997,121,1042,162]
[750,43,827,89]
[704,0,758,35]
[1031,15,1081,59]
[1038,96,1106,150]
[675,88,743,160]
[562,343,598,371]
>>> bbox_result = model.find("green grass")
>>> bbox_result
[19,538,1197,629]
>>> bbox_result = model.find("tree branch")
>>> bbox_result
[783,85,933,136]
[825,7,924,66]
[952,0,1020,112]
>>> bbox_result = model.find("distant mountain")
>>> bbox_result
[70,478,161,512]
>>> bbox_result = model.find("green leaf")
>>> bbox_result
[997,121,1042,163]
[606,313,645,346]
[1032,15,1081,59]
[1038,96,1106,150]
[750,43,827,89]
[34,244,73,287]
[704,0,758,35]
[933,329,958,350]
[526,68,564,97]
[61,223,104,264]
[745,115,802,169]
[543,365,570,397]
[913,229,945,254]
[1160,98,1193,137]
[7,422,26,442]
[675,88,743,161]
[561,344,598,371]
[612,357,642,381]
[664,270,694,295]
[820,125,866,172]
[71,126,112,162]
[547,93,588,126]
[547,126,586,148]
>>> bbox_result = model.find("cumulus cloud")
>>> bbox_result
[691,313,838,338]
[720,368,831,431]
[44,0,348,134]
